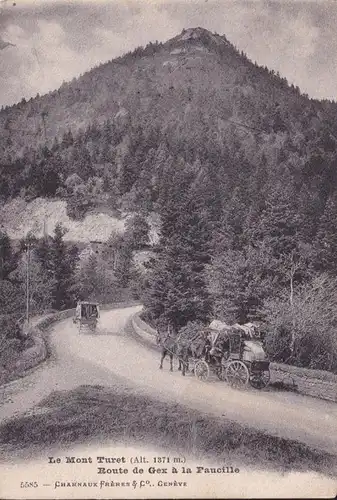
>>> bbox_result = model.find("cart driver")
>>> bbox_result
[205,330,223,362]
[209,344,223,360]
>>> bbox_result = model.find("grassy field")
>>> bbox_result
[0,384,335,477]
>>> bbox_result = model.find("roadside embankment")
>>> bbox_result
[270,362,337,402]
[131,313,337,403]
[0,310,74,386]
[0,332,46,386]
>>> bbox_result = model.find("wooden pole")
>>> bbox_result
[26,242,30,326]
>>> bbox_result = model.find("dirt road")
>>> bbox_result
[1,306,336,455]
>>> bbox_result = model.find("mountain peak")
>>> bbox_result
[170,27,227,48]
[180,27,213,38]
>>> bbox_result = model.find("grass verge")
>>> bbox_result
[0,384,335,477]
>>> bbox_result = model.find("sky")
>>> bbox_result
[0,0,337,106]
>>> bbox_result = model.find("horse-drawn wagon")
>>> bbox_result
[157,319,270,390]
[194,320,270,389]
[73,301,100,332]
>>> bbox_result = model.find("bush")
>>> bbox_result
[177,320,207,351]
[139,309,157,329]
[178,320,205,339]
[0,314,22,341]
[124,213,150,250]
[66,191,94,220]
[263,274,337,372]
[64,176,103,220]
[0,314,23,367]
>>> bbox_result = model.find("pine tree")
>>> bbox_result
[220,187,248,250]
[117,153,139,195]
[75,253,99,301]
[315,191,337,274]
[114,241,134,288]
[255,180,300,258]
[208,242,278,323]
[0,279,21,315]
[124,213,150,250]
[35,225,78,310]
[0,230,16,280]
[35,235,53,274]
[51,224,78,309]
[143,169,212,330]
[10,251,56,313]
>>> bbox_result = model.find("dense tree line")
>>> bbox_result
[0,225,78,322]
[0,216,146,355]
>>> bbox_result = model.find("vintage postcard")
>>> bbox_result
[0,0,337,498]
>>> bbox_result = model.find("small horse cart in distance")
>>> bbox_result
[73,301,100,332]
[194,321,271,389]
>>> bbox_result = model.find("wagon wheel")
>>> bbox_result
[226,360,249,389]
[250,369,271,389]
[194,360,210,381]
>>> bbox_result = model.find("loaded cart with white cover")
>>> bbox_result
[195,320,270,389]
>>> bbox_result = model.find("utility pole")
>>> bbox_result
[26,242,30,326]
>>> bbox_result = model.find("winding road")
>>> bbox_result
[1,306,337,456]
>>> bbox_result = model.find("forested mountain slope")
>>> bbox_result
[1,26,337,218]
[1,27,337,371]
